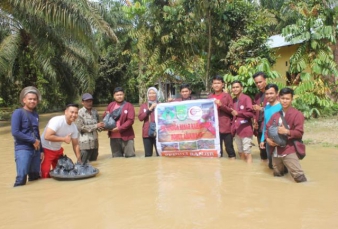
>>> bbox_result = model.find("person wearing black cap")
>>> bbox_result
[11,86,43,187]
[103,87,136,157]
[75,93,104,163]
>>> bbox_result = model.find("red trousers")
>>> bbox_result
[41,147,64,178]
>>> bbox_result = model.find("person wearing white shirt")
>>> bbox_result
[41,104,81,178]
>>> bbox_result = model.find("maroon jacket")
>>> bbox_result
[253,91,268,132]
[264,107,304,156]
[208,92,233,134]
[138,103,156,138]
[103,101,135,140]
[232,93,254,138]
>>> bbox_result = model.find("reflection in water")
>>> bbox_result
[0,108,337,229]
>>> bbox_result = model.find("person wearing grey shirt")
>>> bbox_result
[76,93,105,163]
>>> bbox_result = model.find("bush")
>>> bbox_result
[0,110,11,121]
[321,102,338,117]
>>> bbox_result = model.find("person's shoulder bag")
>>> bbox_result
[103,101,126,130]
[267,112,287,147]
[148,105,156,138]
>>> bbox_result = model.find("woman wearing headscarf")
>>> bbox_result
[11,86,43,187]
[138,87,159,157]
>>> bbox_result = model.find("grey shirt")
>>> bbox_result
[75,107,100,150]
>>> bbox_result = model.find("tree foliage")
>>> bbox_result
[282,0,338,118]
[1,0,337,120]
[121,0,277,103]
[0,0,117,109]
[224,57,280,98]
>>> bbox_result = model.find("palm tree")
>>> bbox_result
[0,0,118,95]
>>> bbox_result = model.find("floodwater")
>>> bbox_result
[0,107,337,229]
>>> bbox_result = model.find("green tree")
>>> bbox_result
[122,0,278,103]
[0,0,117,109]
[282,0,338,118]
[224,57,280,98]
[259,0,298,35]
[93,0,138,104]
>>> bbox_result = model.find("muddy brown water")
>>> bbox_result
[0,107,337,229]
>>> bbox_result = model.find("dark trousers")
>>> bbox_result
[110,139,135,158]
[80,149,98,164]
[265,144,273,169]
[143,137,159,157]
[220,133,236,158]
[257,131,268,160]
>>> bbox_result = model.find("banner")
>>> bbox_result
[155,99,220,157]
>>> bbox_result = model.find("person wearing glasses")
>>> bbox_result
[40,103,81,178]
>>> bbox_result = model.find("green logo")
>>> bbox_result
[176,105,188,121]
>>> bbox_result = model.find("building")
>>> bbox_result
[267,34,306,85]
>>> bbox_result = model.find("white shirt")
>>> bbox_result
[41,115,79,150]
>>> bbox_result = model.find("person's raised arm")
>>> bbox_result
[44,127,71,143]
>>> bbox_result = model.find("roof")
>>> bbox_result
[267,34,303,48]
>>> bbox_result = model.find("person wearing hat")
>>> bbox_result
[103,87,136,158]
[138,87,159,157]
[11,86,43,187]
[75,93,104,163]
[40,103,82,178]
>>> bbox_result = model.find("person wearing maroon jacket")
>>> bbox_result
[231,80,255,163]
[265,88,307,183]
[138,87,159,157]
[252,72,268,161]
[208,75,236,158]
[104,87,135,158]
[168,83,195,102]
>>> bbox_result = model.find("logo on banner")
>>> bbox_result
[188,106,203,121]
[176,105,188,121]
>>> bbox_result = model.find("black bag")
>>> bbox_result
[279,111,306,160]
[56,155,74,171]
[148,122,156,137]
[103,115,116,130]
[267,119,287,147]
[103,102,126,130]
[111,103,125,121]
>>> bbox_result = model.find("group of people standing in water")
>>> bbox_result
[11,72,306,187]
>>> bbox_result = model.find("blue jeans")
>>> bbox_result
[14,149,41,187]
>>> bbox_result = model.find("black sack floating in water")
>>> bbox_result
[50,155,99,180]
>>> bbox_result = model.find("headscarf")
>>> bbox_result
[19,86,42,106]
[147,87,158,103]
